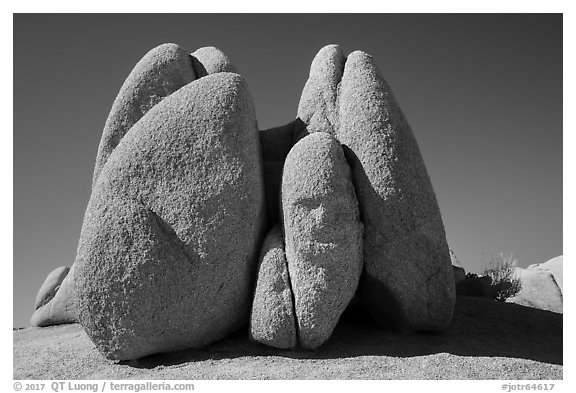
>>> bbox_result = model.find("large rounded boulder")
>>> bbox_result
[249,225,297,349]
[74,72,266,360]
[92,43,196,188]
[282,132,363,349]
[298,45,455,331]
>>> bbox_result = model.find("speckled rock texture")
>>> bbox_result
[297,45,345,135]
[298,45,455,331]
[249,225,297,349]
[92,43,196,188]
[31,265,78,327]
[507,256,563,313]
[191,46,237,77]
[259,119,308,226]
[74,72,266,360]
[282,132,363,349]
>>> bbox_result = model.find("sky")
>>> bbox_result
[13,14,562,328]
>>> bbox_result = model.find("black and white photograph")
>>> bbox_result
[9,6,568,387]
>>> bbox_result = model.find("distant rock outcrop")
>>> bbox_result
[298,45,455,331]
[75,72,266,360]
[31,265,77,327]
[507,256,563,313]
[527,255,563,292]
[282,132,363,349]
[33,266,70,310]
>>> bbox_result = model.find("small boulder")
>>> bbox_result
[34,266,70,310]
[191,46,237,77]
[249,225,297,349]
[31,265,77,327]
[75,72,266,360]
[282,132,363,349]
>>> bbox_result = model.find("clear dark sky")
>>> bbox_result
[13,14,562,327]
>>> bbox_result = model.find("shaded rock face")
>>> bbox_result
[453,266,466,286]
[297,45,455,331]
[259,119,308,227]
[31,265,77,327]
[75,72,266,360]
[507,256,563,313]
[282,132,363,349]
[249,225,297,349]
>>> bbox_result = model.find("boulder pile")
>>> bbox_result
[31,43,455,359]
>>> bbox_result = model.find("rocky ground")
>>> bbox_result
[14,296,562,380]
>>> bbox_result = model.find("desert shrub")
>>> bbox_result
[482,253,522,301]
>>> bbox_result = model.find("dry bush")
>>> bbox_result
[482,252,522,302]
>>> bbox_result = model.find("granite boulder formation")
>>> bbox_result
[298,44,455,331]
[29,42,461,358]
[75,72,266,360]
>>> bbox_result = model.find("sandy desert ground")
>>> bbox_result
[14,296,562,380]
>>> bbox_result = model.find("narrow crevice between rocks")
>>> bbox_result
[281,234,301,349]
[330,54,347,137]
[35,283,62,311]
